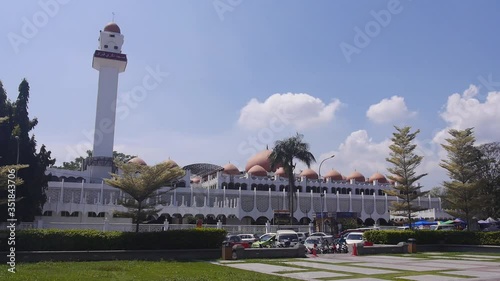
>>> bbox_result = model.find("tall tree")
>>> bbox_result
[104,161,185,232]
[269,133,316,225]
[12,79,55,221]
[440,128,482,230]
[0,81,14,167]
[384,126,428,230]
[476,142,500,218]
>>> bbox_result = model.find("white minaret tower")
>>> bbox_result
[88,22,127,183]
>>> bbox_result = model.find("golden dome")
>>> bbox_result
[324,169,343,181]
[248,165,267,177]
[223,163,240,175]
[300,168,318,179]
[369,172,388,183]
[346,171,365,182]
[104,22,121,33]
[274,167,286,176]
[128,157,147,166]
[245,149,273,172]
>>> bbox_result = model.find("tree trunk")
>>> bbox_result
[289,174,293,225]
[407,192,412,230]
[136,201,142,233]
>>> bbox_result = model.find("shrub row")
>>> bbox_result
[0,228,227,251]
[363,230,500,246]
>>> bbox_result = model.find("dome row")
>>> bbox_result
[243,149,390,183]
[128,150,395,184]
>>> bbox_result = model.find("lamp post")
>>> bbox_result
[318,154,335,232]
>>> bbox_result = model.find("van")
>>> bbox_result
[275,230,299,247]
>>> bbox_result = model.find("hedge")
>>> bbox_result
[0,228,227,251]
[363,230,500,246]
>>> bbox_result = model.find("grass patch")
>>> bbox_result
[0,261,296,281]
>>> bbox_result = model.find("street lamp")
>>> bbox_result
[318,154,335,232]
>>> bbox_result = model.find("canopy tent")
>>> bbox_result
[440,218,466,225]
[485,217,498,223]
[412,220,438,226]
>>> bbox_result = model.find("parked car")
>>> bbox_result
[238,234,257,243]
[296,232,308,243]
[345,232,364,245]
[223,235,251,248]
[251,233,276,248]
[310,232,333,243]
[275,230,299,247]
[252,233,276,248]
[303,237,321,253]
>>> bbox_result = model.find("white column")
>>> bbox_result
[349,191,353,212]
[336,191,340,212]
[190,184,193,207]
[310,189,313,213]
[254,187,257,210]
[60,179,65,203]
[361,191,365,213]
[223,186,226,208]
[80,180,84,204]
[100,181,104,204]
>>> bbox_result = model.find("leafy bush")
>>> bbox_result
[0,228,227,251]
[363,230,500,246]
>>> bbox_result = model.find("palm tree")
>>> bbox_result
[269,133,316,225]
[105,161,185,232]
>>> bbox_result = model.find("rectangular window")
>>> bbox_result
[110,34,115,37]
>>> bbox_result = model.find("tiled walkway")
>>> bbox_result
[215,253,500,280]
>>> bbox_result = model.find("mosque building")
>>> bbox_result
[39,22,451,231]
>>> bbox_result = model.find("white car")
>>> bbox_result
[238,234,257,243]
[310,232,333,243]
[345,232,364,245]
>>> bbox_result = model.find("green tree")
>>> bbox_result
[440,128,483,230]
[53,150,135,171]
[476,142,500,218]
[269,133,316,225]
[0,79,55,221]
[0,164,28,205]
[384,126,428,230]
[104,161,185,232]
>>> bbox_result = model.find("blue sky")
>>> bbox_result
[2,0,500,189]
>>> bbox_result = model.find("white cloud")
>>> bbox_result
[294,130,444,190]
[366,95,417,124]
[433,85,500,145]
[238,93,343,131]
[296,130,391,180]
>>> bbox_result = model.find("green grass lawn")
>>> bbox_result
[0,261,295,281]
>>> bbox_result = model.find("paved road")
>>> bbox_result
[216,253,500,280]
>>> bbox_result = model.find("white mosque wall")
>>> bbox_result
[43,170,444,225]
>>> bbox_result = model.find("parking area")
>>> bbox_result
[215,253,500,280]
